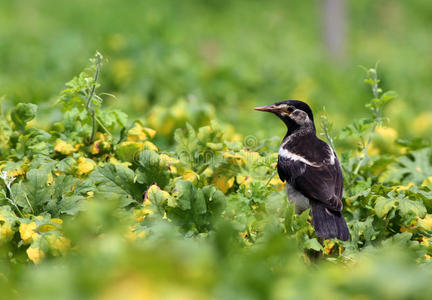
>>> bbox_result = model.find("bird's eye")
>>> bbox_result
[287,106,294,113]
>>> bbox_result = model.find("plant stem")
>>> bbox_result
[265,170,277,186]
[6,197,24,218]
[95,117,113,138]
[353,122,377,175]
[86,53,102,143]
[321,119,335,149]
[353,66,381,175]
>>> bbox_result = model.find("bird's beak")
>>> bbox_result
[254,105,277,112]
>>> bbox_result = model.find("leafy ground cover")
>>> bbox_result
[1,55,432,299]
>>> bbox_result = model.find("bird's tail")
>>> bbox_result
[311,203,350,241]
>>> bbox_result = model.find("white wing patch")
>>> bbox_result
[278,148,320,167]
[279,144,336,167]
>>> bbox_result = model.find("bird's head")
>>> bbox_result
[254,100,315,132]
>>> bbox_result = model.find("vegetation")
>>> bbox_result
[0,53,432,299]
[1,1,432,299]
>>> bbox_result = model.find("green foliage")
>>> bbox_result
[90,164,142,207]
[1,57,432,299]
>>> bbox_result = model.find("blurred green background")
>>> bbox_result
[2,1,432,299]
[1,0,432,141]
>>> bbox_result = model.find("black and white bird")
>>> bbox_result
[255,100,350,241]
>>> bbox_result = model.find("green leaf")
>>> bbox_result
[52,175,79,199]
[11,103,37,130]
[193,189,207,215]
[12,169,51,214]
[174,180,194,211]
[135,150,170,188]
[381,90,398,102]
[56,157,77,174]
[374,196,396,218]
[284,204,295,233]
[116,143,141,162]
[90,164,142,207]
[144,184,172,216]
[202,186,226,216]
[387,148,432,184]
[398,198,426,218]
[295,209,310,229]
[56,195,85,216]
[304,238,323,251]
[47,175,87,216]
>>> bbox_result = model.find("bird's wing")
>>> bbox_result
[277,151,343,212]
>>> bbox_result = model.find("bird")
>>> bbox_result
[254,100,350,241]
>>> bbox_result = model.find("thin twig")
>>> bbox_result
[86,53,102,143]
[265,170,278,186]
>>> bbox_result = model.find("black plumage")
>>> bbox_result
[255,100,350,241]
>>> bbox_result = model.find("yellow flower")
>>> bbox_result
[269,176,283,187]
[222,152,246,166]
[395,182,414,191]
[5,166,26,178]
[142,141,158,152]
[323,240,335,255]
[418,214,432,231]
[118,141,143,152]
[54,139,76,155]
[202,168,213,177]
[38,224,58,233]
[159,154,179,174]
[236,175,251,188]
[241,150,260,165]
[127,123,148,142]
[90,141,103,155]
[47,235,71,256]
[0,223,14,241]
[126,226,147,242]
[376,126,398,142]
[223,150,261,167]
[108,157,132,167]
[46,173,54,185]
[50,218,63,225]
[183,170,200,183]
[145,184,171,203]
[134,208,153,222]
[19,222,39,244]
[421,237,431,247]
[367,143,380,156]
[126,227,138,242]
[159,154,179,165]
[143,127,156,139]
[77,157,96,175]
[345,198,352,206]
[400,226,411,233]
[213,174,235,193]
[422,176,432,188]
[26,247,44,264]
